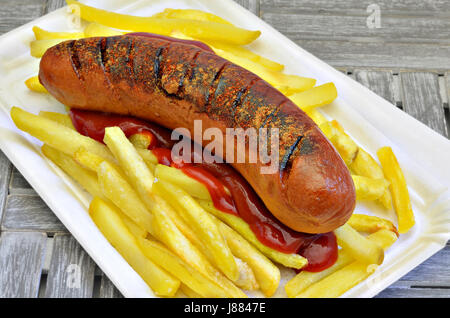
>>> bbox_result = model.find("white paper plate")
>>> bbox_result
[0,0,449,298]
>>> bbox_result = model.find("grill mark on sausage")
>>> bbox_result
[177,50,202,97]
[231,77,261,127]
[125,37,135,80]
[280,135,303,177]
[154,43,171,93]
[259,100,287,130]
[205,61,230,109]
[97,37,113,88]
[67,40,83,81]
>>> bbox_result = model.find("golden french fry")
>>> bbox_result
[30,39,67,58]
[135,148,158,165]
[83,22,124,37]
[352,175,390,201]
[153,8,233,25]
[350,148,392,209]
[305,108,327,126]
[214,48,315,93]
[136,235,230,298]
[153,180,238,282]
[296,229,397,298]
[73,148,106,171]
[334,223,384,265]
[285,229,397,297]
[102,127,245,297]
[129,133,153,150]
[154,164,211,200]
[10,107,115,162]
[25,76,48,93]
[205,40,284,72]
[319,120,359,165]
[215,218,280,297]
[67,0,261,45]
[97,161,155,236]
[198,199,307,269]
[377,147,415,234]
[39,111,74,129]
[180,284,203,298]
[41,144,105,200]
[233,257,259,291]
[289,83,337,110]
[348,214,398,236]
[32,25,84,40]
[89,197,180,296]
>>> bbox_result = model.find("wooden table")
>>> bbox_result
[0,0,449,298]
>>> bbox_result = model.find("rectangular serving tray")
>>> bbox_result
[0,0,449,298]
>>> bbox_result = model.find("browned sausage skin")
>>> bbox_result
[39,35,355,234]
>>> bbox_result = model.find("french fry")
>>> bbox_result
[30,39,66,58]
[41,144,105,200]
[32,25,84,40]
[214,48,315,93]
[102,127,245,297]
[66,0,261,45]
[352,175,390,201]
[83,22,124,37]
[89,197,180,296]
[180,284,203,298]
[377,147,415,234]
[97,161,155,236]
[319,120,359,165]
[334,223,384,265]
[350,148,392,209]
[348,214,398,236]
[214,217,280,297]
[285,229,397,297]
[39,111,74,129]
[198,199,308,269]
[153,180,239,282]
[25,76,48,93]
[154,164,211,200]
[73,147,108,172]
[153,8,233,26]
[232,257,259,291]
[136,235,230,298]
[289,83,337,110]
[10,107,115,162]
[296,229,397,298]
[129,133,153,150]
[207,41,284,72]
[135,148,158,165]
[305,108,327,126]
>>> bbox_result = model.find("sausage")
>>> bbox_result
[38,35,355,234]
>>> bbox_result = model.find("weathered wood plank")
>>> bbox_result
[99,274,123,298]
[9,167,36,195]
[260,0,450,15]
[259,1,450,70]
[377,286,450,298]
[400,72,448,137]
[2,194,67,233]
[233,0,260,15]
[0,151,12,223]
[44,234,96,297]
[43,0,66,14]
[0,0,45,35]
[0,231,47,297]
[354,70,397,105]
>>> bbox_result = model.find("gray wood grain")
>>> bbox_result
[354,70,397,105]
[2,194,67,233]
[0,0,45,35]
[44,234,95,297]
[0,231,47,297]
[9,167,36,195]
[42,0,66,14]
[260,0,450,71]
[99,274,123,298]
[400,72,448,137]
[234,0,260,15]
[0,151,12,224]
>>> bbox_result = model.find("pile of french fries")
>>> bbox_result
[17,1,416,298]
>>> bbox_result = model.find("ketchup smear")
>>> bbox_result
[70,109,338,272]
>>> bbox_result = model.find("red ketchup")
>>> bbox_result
[126,32,215,53]
[69,108,338,272]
